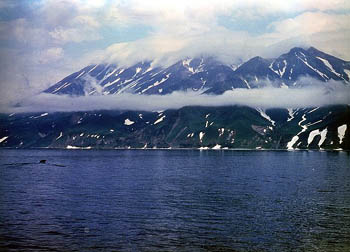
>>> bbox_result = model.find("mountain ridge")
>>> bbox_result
[1,47,349,150]
[44,47,350,96]
[1,105,349,150]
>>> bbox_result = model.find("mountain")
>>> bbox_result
[44,47,350,96]
[0,105,349,150]
[44,57,247,96]
[270,47,350,84]
[1,47,349,150]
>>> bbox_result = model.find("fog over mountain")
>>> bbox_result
[0,1,349,150]
[2,46,349,113]
[1,83,348,114]
[0,0,349,106]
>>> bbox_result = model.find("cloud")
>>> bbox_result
[49,27,101,44]
[0,18,50,46]
[92,6,350,68]
[0,1,106,102]
[34,47,64,64]
[108,0,350,26]
[0,0,349,105]
[0,47,74,105]
[0,0,17,8]
[0,1,103,46]
[73,15,101,28]
[269,12,350,36]
[258,12,350,58]
[2,80,349,113]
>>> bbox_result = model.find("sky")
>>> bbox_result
[0,0,349,104]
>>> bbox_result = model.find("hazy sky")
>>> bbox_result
[0,0,349,102]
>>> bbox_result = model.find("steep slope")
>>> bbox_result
[1,105,349,150]
[45,57,246,96]
[232,56,280,88]
[6,47,349,150]
[44,47,350,96]
[269,47,350,85]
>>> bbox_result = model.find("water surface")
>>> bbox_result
[0,149,349,251]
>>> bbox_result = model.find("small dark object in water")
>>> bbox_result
[4,161,66,167]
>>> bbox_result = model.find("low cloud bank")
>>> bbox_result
[1,84,349,114]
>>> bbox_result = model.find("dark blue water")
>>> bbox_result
[0,149,350,252]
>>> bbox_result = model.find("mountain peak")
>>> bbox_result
[243,56,272,65]
[288,47,308,54]
[249,56,264,61]
[307,46,325,55]
[307,46,319,52]
[44,46,349,96]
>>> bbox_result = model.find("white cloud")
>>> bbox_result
[49,27,101,44]
[0,0,349,105]
[2,81,349,113]
[268,12,350,37]
[34,47,64,64]
[0,0,19,9]
[0,18,49,46]
[93,7,350,67]
[262,12,350,59]
[106,0,350,27]
[0,47,74,105]
[73,15,100,28]
[0,0,106,101]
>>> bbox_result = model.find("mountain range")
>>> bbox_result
[0,47,349,150]
[44,47,350,96]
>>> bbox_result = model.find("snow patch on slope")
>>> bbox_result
[344,69,350,81]
[242,78,251,89]
[199,132,205,142]
[136,67,142,74]
[338,124,347,144]
[269,61,280,76]
[141,73,171,93]
[124,119,135,125]
[212,144,221,149]
[0,136,9,143]
[66,145,92,149]
[307,128,327,147]
[75,71,85,79]
[56,132,63,140]
[278,60,287,77]
[287,108,297,122]
[316,57,341,77]
[52,82,71,94]
[256,108,275,126]
[154,115,166,125]
[88,65,98,73]
[296,54,329,80]
[287,113,307,149]
[287,136,299,150]
[33,113,48,119]
[103,78,120,88]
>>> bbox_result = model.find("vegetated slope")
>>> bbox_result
[1,47,349,150]
[1,105,349,150]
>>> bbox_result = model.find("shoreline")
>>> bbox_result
[0,147,348,152]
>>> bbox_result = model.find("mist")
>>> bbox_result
[1,82,349,114]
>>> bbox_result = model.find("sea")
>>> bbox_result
[0,149,349,252]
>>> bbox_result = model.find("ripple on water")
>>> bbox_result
[0,149,350,251]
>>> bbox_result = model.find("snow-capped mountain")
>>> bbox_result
[44,47,350,96]
[45,57,246,96]
[269,47,350,83]
[1,47,349,150]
